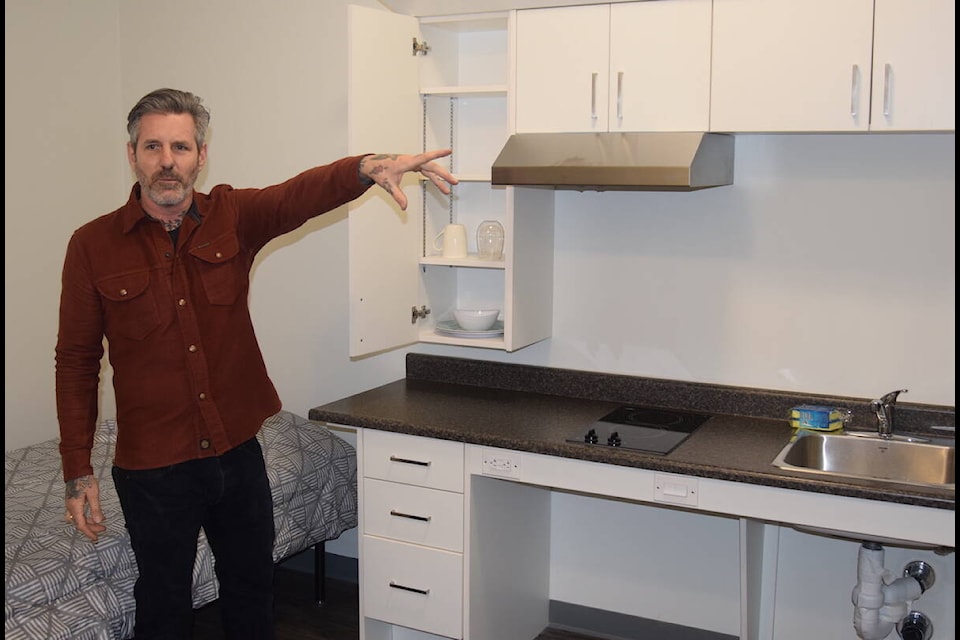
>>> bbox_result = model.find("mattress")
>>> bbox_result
[4,410,357,640]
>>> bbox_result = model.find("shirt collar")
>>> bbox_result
[120,183,203,234]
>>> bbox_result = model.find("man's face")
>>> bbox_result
[127,113,207,210]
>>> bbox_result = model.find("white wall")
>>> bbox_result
[5,0,397,454]
[4,2,955,637]
[421,133,956,407]
[5,0,126,448]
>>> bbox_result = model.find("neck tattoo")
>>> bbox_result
[149,210,187,232]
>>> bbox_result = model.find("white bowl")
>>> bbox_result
[453,308,499,331]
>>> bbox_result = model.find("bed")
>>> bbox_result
[4,410,358,640]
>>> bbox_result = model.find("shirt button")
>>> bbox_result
[188,345,197,353]
[199,439,211,450]
[198,392,206,400]
[215,252,223,258]
[164,252,172,258]
[178,298,187,306]
[119,289,128,296]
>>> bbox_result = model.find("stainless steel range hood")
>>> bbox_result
[491,132,734,191]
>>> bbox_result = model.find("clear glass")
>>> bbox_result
[476,220,504,260]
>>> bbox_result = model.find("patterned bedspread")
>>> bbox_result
[4,410,357,640]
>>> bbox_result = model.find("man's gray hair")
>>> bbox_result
[127,88,211,149]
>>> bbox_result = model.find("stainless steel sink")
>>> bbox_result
[772,430,955,489]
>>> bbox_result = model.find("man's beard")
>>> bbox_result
[138,168,198,208]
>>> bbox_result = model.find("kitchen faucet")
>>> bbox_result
[872,389,908,438]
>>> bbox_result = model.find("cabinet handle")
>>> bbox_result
[850,64,860,119]
[882,63,892,118]
[389,455,431,467]
[389,581,430,595]
[390,509,431,522]
[591,72,598,121]
[616,71,624,121]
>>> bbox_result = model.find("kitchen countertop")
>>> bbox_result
[309,354,955,512]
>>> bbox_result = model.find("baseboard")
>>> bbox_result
[549,600,738,640]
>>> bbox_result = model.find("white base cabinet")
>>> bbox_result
[358,429,466,640]
[363,536,463,638]
[352,427,953,640]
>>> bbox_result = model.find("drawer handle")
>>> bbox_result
[390,509,431,522]
[389,581,430,595]
[389,455,431,467]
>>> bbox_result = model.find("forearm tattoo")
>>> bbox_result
[360,154,399,198]
[65,475,95,499]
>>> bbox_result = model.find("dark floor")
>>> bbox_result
[193,566,602,640]
[193,567,359,640]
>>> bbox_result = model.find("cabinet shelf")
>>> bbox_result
[422,173,491,183]
[419,329,505,349]
[420,84,508,97]
[419,254,505,269]
[419,13,509,31]
[456,173,491,182]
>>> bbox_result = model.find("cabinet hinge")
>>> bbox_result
[411,305,430,324]
[412,38,430,56]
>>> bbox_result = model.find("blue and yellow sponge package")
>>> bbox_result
[789,405,849,432]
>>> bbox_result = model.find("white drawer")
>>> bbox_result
[362,535,463,638]
[363,430,464,492]
[363,478,464,552]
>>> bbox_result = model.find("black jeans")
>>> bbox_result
[113,437,276,640]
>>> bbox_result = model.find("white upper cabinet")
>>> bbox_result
[347,6,423,357]
[711,0,955,132]
[870,0,955,131]
[515,1,712,133]
[711,0,873,132]
[347,6,554,359]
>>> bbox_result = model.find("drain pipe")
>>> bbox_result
[851,542,934,640]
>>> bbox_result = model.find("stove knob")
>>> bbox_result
[585,428,599,444]
[607,431,622,447]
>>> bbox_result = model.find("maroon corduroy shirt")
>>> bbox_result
[55,155,371,481]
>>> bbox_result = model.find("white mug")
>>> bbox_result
[434,223,468,258]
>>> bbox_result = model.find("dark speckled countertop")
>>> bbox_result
[309,354,955,511]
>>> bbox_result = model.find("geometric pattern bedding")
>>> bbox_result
[4,410,358,640]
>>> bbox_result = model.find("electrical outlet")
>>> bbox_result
[654,473,698,506]
[481,450,521,479]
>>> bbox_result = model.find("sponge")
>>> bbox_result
[789,405,848,432]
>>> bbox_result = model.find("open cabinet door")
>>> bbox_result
[347,5,421,357]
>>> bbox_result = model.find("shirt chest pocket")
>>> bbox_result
[96,271,160,341]
[189,233,245,305]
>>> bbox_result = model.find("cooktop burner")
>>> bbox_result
[568,405,712,455]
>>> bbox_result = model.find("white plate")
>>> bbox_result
[435,319,504,338]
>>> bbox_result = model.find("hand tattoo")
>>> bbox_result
[364,153,399,164]
[65,475,95,499]
[360,154,400,198]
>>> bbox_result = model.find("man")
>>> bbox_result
[55,88,457,639]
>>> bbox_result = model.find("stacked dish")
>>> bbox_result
[436,309,504,338]
[435,319,504,338]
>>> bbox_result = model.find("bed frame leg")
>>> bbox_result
[314,541,326,606]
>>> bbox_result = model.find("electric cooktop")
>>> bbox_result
[568,405,712,455]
